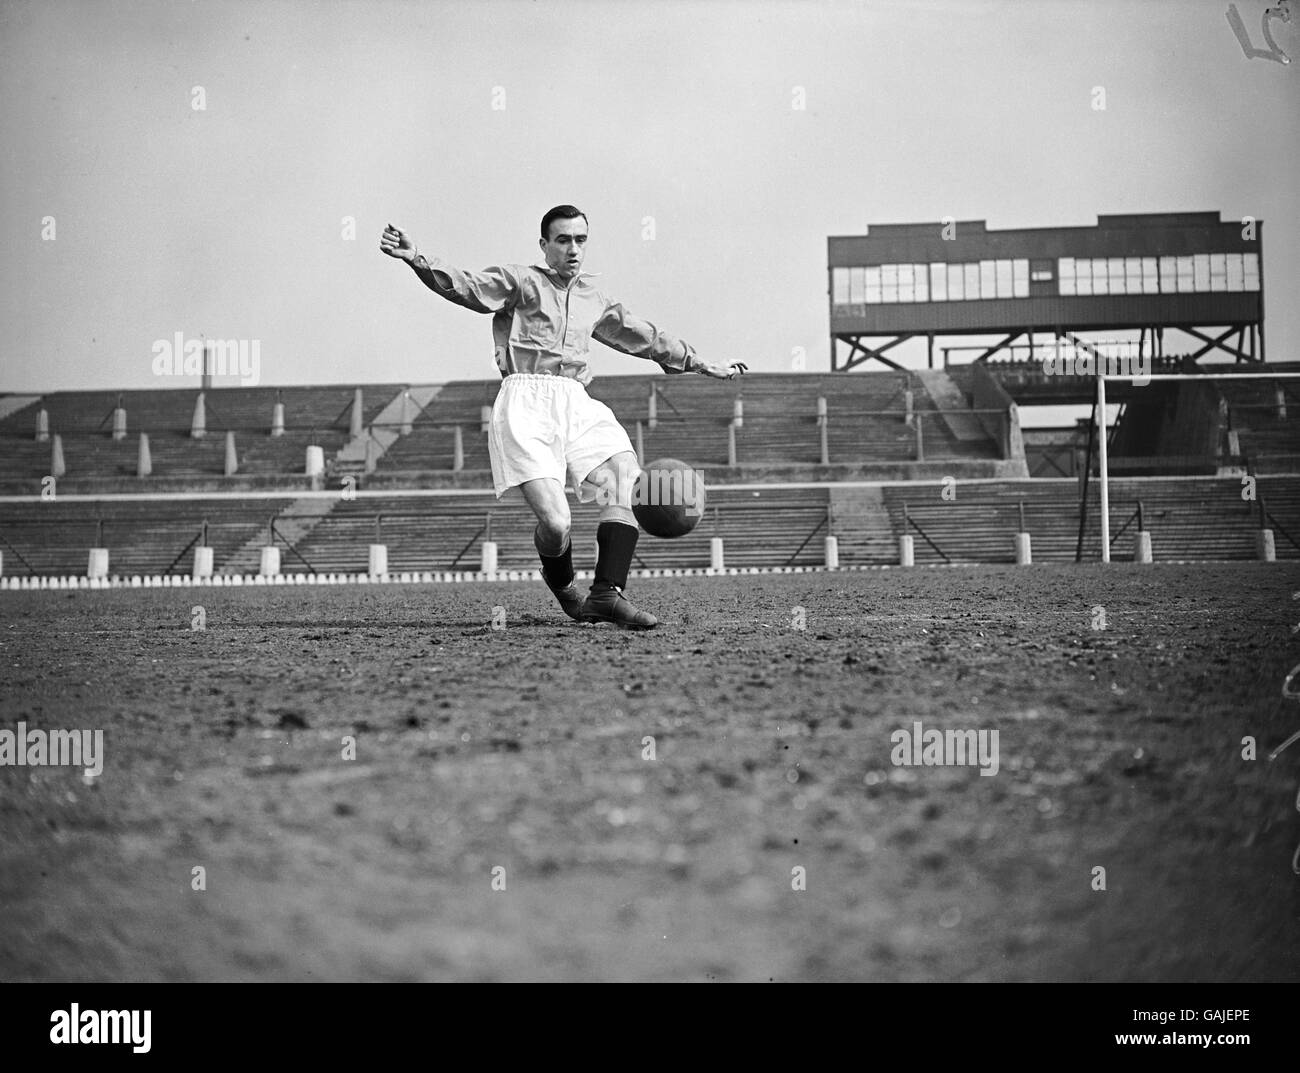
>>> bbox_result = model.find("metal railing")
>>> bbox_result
[13,405,1017,473]
[4,482,1299,576]
[896,493,1290,563]
[1258,494,1300,552]
[940,346,1204,371]
[782,509,829,567]
[0,497,835,576]
[901,503,953,564]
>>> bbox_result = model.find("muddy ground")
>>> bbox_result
[1,564,1298,981]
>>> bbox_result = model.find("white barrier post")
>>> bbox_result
[137,432,152,477]
[192,546,214,578]
[259,546,281,577]
[305,444,325,477]
[191,392,206,439]
[51,434,66,478]
[1014,532,1032,565]
[1014,499,1031,565]
[112,402,127,441]
[271,398,285,437]
[369,544,389,576]
[453,426,464,471]
[1256,529,1276,562]
[710,537,725,571]
[35,407,49,442]
[1134,531,1153,563]
[87,548,110,579]
[824,535,839,569]
[224,431,238,476]
[480,541,498,575]
[350,387,364,439]
[899,534,915,567]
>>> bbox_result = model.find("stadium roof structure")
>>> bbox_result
[827,212,1264,372]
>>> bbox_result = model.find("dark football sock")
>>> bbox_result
[592,521,639,592]
[534,527,574,590]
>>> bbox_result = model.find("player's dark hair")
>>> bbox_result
[541,205,587,240]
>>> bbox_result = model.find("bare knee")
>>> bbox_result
[520,479,571,551]
[534,505,571,551]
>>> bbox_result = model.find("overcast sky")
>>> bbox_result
[1,0,1297,395]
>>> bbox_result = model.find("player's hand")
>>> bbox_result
[698,361,748,380]
[380,223,419,262]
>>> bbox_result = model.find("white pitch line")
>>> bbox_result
[1,560,1295,593]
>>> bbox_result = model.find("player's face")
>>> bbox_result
[540,217,588,280]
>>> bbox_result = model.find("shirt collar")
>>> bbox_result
[531,262,599,280]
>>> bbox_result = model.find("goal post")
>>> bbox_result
[1095,370,1300,562]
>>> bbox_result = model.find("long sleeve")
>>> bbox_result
[410,255,521,314]
[592,298,699,374]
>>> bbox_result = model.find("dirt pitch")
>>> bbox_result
[1,564,1298,982]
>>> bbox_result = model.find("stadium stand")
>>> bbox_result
[367,372,988,474]
[1218,375,1300,475]
[0,386,403,488]
[289,486,834,574]
[879,476,1300,564]
[0,497,297,577]
[586,372,1000,466]
[371,381,496,474]
[2,368,1297,579]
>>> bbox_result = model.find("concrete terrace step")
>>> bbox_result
[0,395,42,425]
[916,371,987,443]
[829,485,897,563]
[334,385,444,474]
[222,497,338,575]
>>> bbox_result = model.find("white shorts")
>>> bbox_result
[488,374,636,501]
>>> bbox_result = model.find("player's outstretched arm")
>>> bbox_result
[593,299,747,380]
[380,223,519,313]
